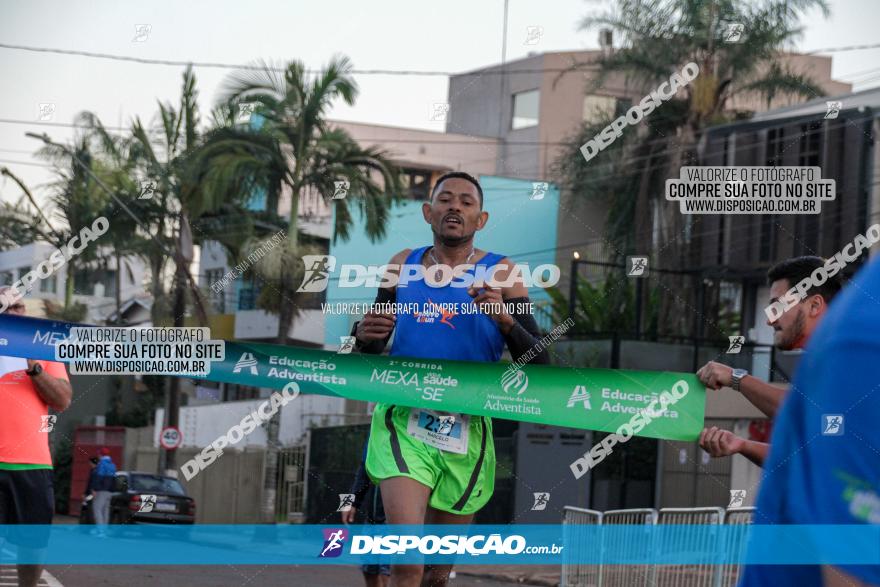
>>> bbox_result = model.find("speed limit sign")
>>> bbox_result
[160,426,182,450]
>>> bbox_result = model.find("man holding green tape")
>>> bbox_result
[352,172,550,587]
[0,286,72,587]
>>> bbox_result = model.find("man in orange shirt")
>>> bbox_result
[0,287,72,587]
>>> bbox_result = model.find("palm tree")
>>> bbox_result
[557,0,828,253]
[207,56,402,344]
[1,128,111,321]
[73,112,152,324]
[0,171,48,250]
[126,66,257,471]
[554,0,829,336]
[200,56,401,523]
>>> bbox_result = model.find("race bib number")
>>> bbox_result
[406,410,469,454]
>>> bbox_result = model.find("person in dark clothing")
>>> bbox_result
[82,457,99,523]
[88,449,116,536]
[342,441,389,587]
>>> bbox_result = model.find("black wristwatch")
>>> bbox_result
[350,321,366,350]
[25,363,43,377]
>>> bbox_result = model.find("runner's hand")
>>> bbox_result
[696,361,733,389]
[356,309,396,343]
[467,284,514,333]
[341,505,357,524]
[699,426,744,457]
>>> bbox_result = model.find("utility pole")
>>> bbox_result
[496,0,509,174]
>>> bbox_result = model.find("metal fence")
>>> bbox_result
[561,508,603,587]
[654,508,725,587]
[561,506,755,587]
[277,445,307,523]
[601,509,658,587]
[718,508,755,587]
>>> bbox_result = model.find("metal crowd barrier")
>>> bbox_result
[654,508,725,587]
[601,509,658,587]
[718,507,755,587]
[560,506,755,587]
[561,507,603,587]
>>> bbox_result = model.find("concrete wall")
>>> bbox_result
[155,393,348,449]
[231,308,325,347]
[728,53,852,113]
[333,120,499,177]
[133,445,266,523]
[447,59,522,140]
[514,422,592,522]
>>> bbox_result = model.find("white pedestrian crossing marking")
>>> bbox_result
[0,565,61,586]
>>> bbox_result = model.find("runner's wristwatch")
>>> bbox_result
[731,368,748,392]
[25,363,43,377]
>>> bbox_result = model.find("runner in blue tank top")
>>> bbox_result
[352,172,550,587]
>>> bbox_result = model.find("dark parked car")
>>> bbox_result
[80,471,196,525]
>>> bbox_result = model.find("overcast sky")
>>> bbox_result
[2,0,878,205]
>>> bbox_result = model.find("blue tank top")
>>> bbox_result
[390,246,506,362]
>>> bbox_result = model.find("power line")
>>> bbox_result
[806,42,880,55]
[0,118,129,133]
[2,41,879,77]
[0,42,583,76]
[0,158,52,168]
[836,65,880,82]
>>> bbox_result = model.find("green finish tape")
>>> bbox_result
[211,341,705,441]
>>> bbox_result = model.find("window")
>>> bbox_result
[226,384,262,402]
[73,268,116,297]
[583,95,631,124]
[40,275,57,294]
[237,274,262,311]
[615,98,632,118]
[401,169,432,201]
[129,474,186,496]
[511,90,539,129]
[0,271,12,286]
[765,128,785,166]
[759,128,786,262]
[205,268,226,313]
[795,123,822,255]
[16,267,33,293]
[582,95,617,124]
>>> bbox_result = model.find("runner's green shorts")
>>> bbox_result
[365,403,495,515]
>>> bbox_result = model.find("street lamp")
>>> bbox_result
[569,251,581,321]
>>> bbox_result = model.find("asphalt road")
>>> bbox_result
[43,565,536,587]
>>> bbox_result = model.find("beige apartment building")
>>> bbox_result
[446,48,852,280]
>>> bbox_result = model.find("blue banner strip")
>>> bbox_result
[1,525,878,565]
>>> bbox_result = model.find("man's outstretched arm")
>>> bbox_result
[697,361,785,418]
[700,426,769,467]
